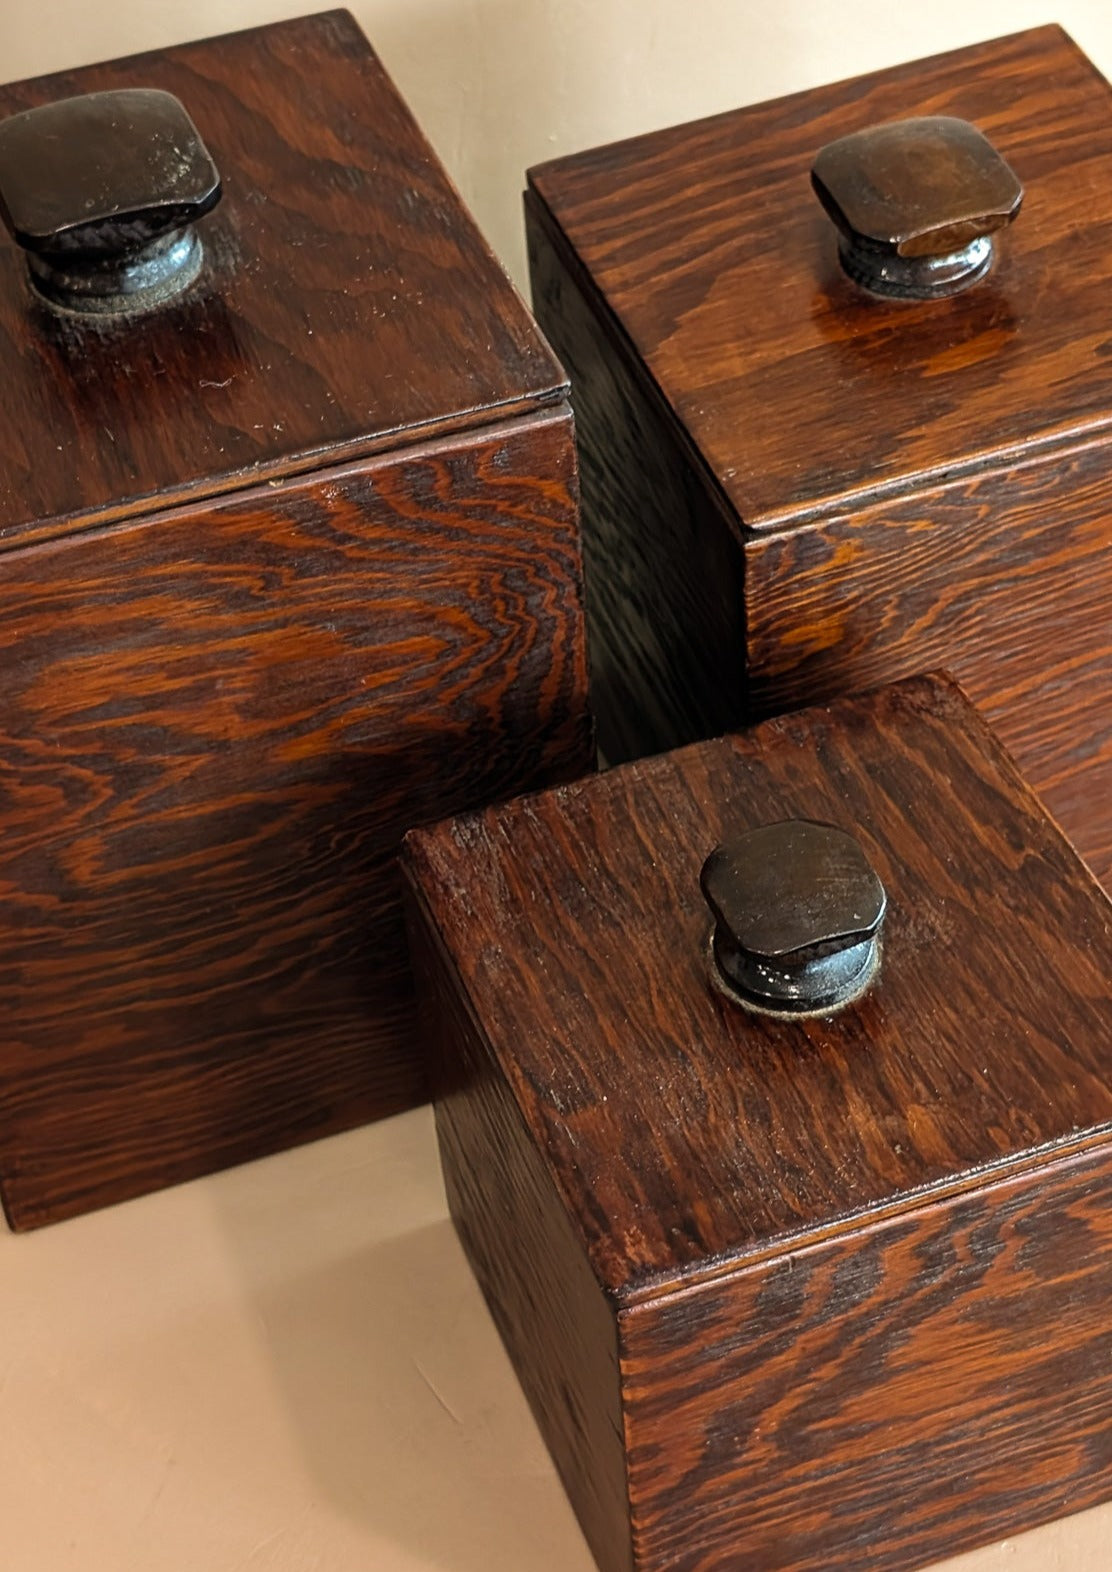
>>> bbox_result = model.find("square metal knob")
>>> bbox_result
[811,116,1023,298]
[0,88,221,314]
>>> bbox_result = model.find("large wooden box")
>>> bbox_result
[526,25,1112,884]
[403,674,1112,1572]
[0,10,591,1229]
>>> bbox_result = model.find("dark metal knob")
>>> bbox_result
[811,116,1023,300]
[0,88,222,316]
[701,820,886,1015]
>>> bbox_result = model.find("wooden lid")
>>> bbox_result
[405,675,1112,1300]
[528,26,1112,530]
[0,10,564,549]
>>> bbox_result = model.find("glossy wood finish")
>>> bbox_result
[404,675,1112,1572]
[0,409,589,1230]
[0,9,563,546]
[409,910,631,1572]
[529,26,1112,527]
[527,27,1112,882]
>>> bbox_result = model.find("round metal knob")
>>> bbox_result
[700,820,886,1015]
[811,116,1023,300]
[0,88,222,316]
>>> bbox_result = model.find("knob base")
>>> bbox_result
[838,232,993,300]
[26,225,203,317]
[709,926,879,1016]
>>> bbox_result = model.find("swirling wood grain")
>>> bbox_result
[529,26,1112,528]
[624,1143,1112,1571]
[0,406,591,1230]
[745,438,1112,884]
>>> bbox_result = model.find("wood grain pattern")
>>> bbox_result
[0,407,591,1230]
[0,9,565,547]
[528,25,1112,528]
[527,26,1112,879]
[527,192,748,763]
[404,674,1112,1572]
[406,673,1112,1290]
[0,11,592,1230]
[623,1141,1112,1571]
[406,892,631,1572]
[745,434,1112,884]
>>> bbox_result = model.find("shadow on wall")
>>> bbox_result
[353,0,1068,292]
[360,0,824,289]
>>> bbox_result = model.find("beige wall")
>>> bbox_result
[3,0,1112,286]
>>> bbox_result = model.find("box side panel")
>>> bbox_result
[0,406,591,1229]
[623,1142,1112,1572]
[527,190,747,765]
[402,874,632,1572]
[744,439,1112,885]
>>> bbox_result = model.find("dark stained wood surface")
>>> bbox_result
[745,433,1112,886]
[0,9,565,548]
[526,25,1112,883]
[404,675,1112,1295]
[405,674,1112,1572]
[407,894,632,1572]
[528,26,1112,528]
[623,1141,1112,1571]
[0,406,591,1230]
[527,194,749,764]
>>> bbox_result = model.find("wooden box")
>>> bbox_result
[403,673,1112,1572]
[526,25,1112,885]
[0,10,591,1229]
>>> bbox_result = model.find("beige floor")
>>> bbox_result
[0,1106,1107,1571]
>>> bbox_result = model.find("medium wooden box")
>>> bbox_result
[403,674,1112,1572]
[526,25,1112,885]
[0,10,591,1229]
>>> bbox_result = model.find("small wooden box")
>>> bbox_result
[0,10,591,1229]
[403,674,1112,1572]
[526,26,1112,885]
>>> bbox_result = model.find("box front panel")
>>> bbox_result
[744,438,1112,886]
[622,1143,1112,1572]
[0,407,590,1227]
